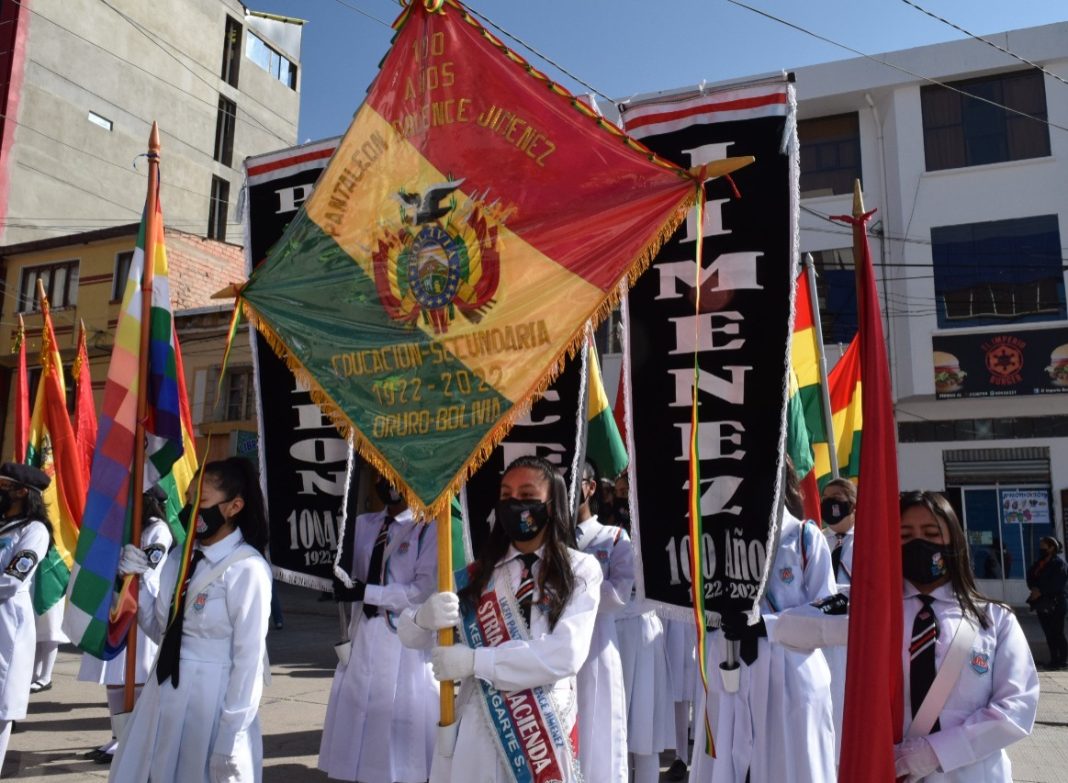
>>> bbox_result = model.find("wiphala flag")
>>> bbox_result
[238,0,702,516]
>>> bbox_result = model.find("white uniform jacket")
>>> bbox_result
[821,524,853,761]
[319,508,439,783]
[766,582,1040,781]
[79,517,174,685]
[576,517,632,783]
[691,512,837,783]
[902,583,1039,782]
[110,529,272,783]
[0,516,50,720]
[400,546,602,783]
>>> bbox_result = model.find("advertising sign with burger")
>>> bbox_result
[932,325,1068,399]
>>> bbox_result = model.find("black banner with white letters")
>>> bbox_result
[245,140,354,589]
[620,81,796,616]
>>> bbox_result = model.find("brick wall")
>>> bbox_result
[165,228,246,310]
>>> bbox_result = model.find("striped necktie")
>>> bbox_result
[515,553,539,627]
[363,516,394,619]
[157,549,205,687]
[910,594,940,732]
[831,534,844,580]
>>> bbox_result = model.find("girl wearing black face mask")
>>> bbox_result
[1026,535,1068,669]
[890,491,1038,782]
[398,455,603,783]
[111,457,271,783]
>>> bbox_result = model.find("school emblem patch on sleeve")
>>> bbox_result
[969,649,990,675]
[5,549,38,581]
[144,544,166,568]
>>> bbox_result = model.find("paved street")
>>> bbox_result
[3,583,1067,781]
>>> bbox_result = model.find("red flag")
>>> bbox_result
[72,321,97,480]
[612,362,627,453]
[835,184,903,782]
[12,314,29,462]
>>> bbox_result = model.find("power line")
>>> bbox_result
[329,0,392,28]
[898,0,1068,89]
[725,0,1068,135]
[17,1,292,146]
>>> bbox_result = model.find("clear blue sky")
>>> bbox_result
[255,0,1068,143]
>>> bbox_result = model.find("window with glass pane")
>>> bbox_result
[798,113,861,197]
[931,214,1064,328]
[224,367,255,421]
[214,96,237,167]
[221,16,242,86]
[244,31,296,90]
[921,69,1050,171]
[208,176,230,241]
[112,251,133,301]
[18,260,80,312]
[809,248,856,344]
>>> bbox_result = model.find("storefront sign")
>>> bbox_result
[1000,489,1051,526]
[932,325,1068,399]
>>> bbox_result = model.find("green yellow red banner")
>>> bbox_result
[239,0,699,516]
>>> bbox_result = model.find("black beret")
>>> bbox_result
[146,485,168,503]
[0,463,51,491]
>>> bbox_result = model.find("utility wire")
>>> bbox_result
[725,0,1068,135]
[330,0,393,28]
[898,0,1068,88]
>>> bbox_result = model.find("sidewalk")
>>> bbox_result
[3,585,1067,781]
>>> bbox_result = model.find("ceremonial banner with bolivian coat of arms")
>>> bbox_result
[238,0,707,516]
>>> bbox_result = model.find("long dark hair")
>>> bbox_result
[20,488,54,548]
[459,456,576,629]
[900,490,1004,628]
[204,457,268,555]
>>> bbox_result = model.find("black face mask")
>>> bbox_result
[821,497,852,525]
[902,539,948,586]
[180,502,230,541]
[496,498,550,543]
[376,478,403,506]
[0,490,12,517]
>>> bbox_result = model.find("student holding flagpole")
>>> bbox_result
[767,490,1039,781]
[0,463,53,771]
[318,472,438,782]
[399,455,601,782]
[77,487,175,764]
[109,458,272,783]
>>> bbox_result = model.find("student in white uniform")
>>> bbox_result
[768,489,1040,782]
[574,460,632,783]
[689,459,837,783]
[78,486,175,763]
[662,616,697,781]
[820,476,856,762]
[319,473,438,782]
[0,463,53,772]
[110,457,272,783]
[615,469,674,783]
[399,455,602,783]
[30,598,64,694]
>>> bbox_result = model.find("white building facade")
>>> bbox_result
[793,22,1068,602]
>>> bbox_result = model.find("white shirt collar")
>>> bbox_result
[196,527,244,564]
[903,581,955,602]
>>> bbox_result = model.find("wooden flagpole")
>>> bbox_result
[437,494,455,727]
[124,122,161,713]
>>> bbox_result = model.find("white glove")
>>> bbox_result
[894,737,940,782]
[209,752,242,782]
[431,644,475,682]
[117,544,150,576]
[415,591,460,631]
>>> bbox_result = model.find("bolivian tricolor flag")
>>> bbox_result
[825,334,862,485]
[788,270,826,519]
[28,293,87,613]
[585,340,628,480]
[239,0,705,516]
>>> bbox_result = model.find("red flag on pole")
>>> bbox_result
[12,314,29,463]
[72,320,98,480]
[834,182,903,783]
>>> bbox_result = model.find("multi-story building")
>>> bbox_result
[0,224,254,463]
[0,0,302,246]
[792,21,1068,601]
